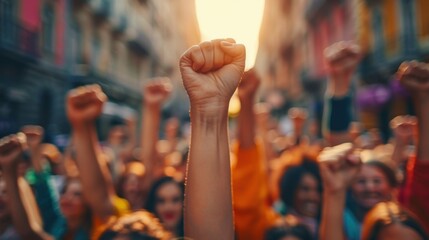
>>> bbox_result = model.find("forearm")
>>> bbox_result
[141,103,162,187]
[414,97,429,161]
[320,191,346,240]
[238,98,256,149]
[73,123,114,219]
[30,146,44,173]
[392,139,408,168]
[3,171,50,240]
[185,107,234,240]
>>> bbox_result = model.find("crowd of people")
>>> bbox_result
[0,38,428,240]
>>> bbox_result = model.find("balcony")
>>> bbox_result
[0,18,39,62]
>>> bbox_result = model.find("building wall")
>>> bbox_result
[0,0,201,139]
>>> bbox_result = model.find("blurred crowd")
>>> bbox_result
[0,39,428,240]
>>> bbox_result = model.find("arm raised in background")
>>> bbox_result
[237,68,260,148]
[322,41,361,146]
[389,115,416,168]
[397,61,429,230]
[180,39,245,240]
[0,134,52,240]
[66,84,115,221]
[398,61,429,161]
[140,78,172,193]
[318,143,361,240]
[21,125,45,173]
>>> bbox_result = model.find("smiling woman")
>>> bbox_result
[195,0,265,70]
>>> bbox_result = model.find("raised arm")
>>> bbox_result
[318,143,361,240]
[397,61,429,230]
[322,41,361,146]
[389,115,416,168]
[140,78,172,192]
[66,84,115,220]
[237,68,260,148]
[180,39,245,240]
[0,134,52,240]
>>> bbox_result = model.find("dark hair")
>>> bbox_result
[364,160,398,188]
[99,210,171,240]
[279,159,322,209]
[361,201,428,240]
[265,224,313,240]
[59,178,92,230]
[145,176,184,237]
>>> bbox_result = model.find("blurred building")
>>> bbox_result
[256,0,429,139]
[0,0,200,140]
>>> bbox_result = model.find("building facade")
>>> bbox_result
[0,0,200,141]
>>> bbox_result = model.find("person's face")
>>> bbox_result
[123,174,143,209]
[376,223,424,240]
[155,182,183,230]
[59,180,87,220]
[351,165,393,210]
[293,173,320,218]
[0,181,10,220]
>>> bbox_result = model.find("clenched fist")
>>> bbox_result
[180,39,246,116]
[397,61,429,98]
[143,78,172,107]
[67,84,107,127]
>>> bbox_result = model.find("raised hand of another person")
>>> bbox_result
[180,39,246,116]
[318,143,361,193]
[0,133,26,170]
[238,68,260,102]
[143,77,172,107]
[390,115,417,145]
[323,42,361,146]
[324,41,361,97]
[180,39,245,240]
[397,61,429,98]
[21,125,45,172]
[318,143,361,240]
[66,84,107,128]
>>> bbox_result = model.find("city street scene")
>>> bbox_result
[0,0,429,239]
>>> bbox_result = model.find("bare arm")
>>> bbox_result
[237,68,260,148]
[318,143,361,240]
[180,39,246,240]
[390,115,416,168]
[398,61,429,161]
[322,42,361,146]
[67,85,115,220]
[140,79,171,192]
[0,134,52,240]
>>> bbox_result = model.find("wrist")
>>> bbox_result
[190,101,229,120]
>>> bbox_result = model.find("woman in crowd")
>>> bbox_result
[145,176,184,238]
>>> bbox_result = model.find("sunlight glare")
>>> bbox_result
[195,0,265,70]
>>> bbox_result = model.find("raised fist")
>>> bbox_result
[238,68,260,102]
[324,41,362,96]
[0,133,26,169]
[67,84,107,127]
[180,38,246,114]
[21,125,44,150]
[397,61,429,95]
[318,143,361,193]
[390,115,417,144]
[143,78,172,106]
